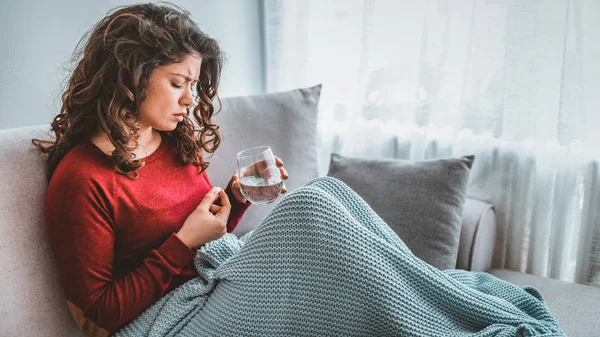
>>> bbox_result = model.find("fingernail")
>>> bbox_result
[212,187,221,193]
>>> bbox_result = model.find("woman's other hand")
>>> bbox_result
[176,187,231,248]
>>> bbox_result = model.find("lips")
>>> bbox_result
[174,113,186,123]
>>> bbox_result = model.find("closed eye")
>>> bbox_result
[172,83,184,89]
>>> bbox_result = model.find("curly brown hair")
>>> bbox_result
[32,2,223,180]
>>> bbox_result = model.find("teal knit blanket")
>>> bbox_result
[114,177,564,337]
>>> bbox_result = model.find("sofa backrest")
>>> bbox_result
[0,125,83,336]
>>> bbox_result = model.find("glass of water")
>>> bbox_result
[236,146,283,205]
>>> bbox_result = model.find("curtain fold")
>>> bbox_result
[263,0,600,286]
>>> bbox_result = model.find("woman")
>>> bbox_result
[32,3,287,336]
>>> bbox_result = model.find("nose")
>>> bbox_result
[180,86,194,107]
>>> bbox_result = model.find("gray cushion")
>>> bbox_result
[210,85,322,236]
[327,153,474,270]
[489,269,600,336]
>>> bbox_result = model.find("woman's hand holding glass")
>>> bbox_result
[230,146,288,205]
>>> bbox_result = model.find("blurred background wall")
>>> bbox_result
[0,0,265,130]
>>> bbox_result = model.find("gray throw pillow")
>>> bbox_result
[327,153,474,270]
[209,85,322,236]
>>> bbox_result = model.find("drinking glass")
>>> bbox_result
[236,146,283,205]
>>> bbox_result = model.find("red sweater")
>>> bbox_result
[44,134,250,336]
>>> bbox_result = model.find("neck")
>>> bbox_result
[136,126,159,148]
[90,125,162,158]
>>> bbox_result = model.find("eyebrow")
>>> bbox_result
[169,72,199,82]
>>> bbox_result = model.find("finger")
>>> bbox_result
[198,187,222,209]
[274,156,284,167]
[231,171,240,189]
[215,189,232,219]
[209,204,221,214]
[281,182,287,194]
[279,167,288,180]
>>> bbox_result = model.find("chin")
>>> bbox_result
[157,123,179,132]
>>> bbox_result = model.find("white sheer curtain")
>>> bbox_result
[262,0,600,286]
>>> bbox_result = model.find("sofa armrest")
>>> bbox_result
[456,198,496,272]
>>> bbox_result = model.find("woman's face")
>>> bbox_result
[139,53,202,131]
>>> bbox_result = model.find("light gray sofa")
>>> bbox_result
[1,121,599,334]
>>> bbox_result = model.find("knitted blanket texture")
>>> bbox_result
[113,177,564,337]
